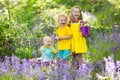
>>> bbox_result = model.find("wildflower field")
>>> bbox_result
[0,0,120,80]
[0,28,120,80]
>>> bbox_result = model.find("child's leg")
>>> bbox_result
[78,53,83,65]
[72,54,78,66]
[64,59,69,64]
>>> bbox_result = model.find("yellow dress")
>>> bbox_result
[70,21,87,53]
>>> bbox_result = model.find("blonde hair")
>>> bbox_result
[58,14,69,24]
[43,36,52,43]
[69,6,83,21]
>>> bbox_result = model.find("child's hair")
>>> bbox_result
[58,14,69,24]
[43,36,52,43]
[69,6,83,21]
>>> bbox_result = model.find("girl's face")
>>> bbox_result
[72,8,80,19]
[43,38,52,47]
[58,16,67,26]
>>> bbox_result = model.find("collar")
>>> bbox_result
[43,45,51,48]
[72,20,79,23]
[58,25,67,28]
[71,20,81,23]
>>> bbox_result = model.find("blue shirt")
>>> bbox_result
[40,46,56,61]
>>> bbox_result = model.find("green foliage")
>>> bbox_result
[84,28,120,63]
[0,0,120,60]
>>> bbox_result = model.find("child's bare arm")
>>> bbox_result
[37,49,41,54]
[56,35,72,40]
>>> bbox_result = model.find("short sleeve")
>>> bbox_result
[66,26,72,35]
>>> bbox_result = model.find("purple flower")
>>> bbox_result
[0,56,2,62]
[39,74,45,80]
[109,46,119,53]
[0,62,7,73]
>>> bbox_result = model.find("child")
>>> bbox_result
[56,14,72,63]
[69,6,88,66]
[36,36,57,63]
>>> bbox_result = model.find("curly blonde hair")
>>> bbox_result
[58,14,68,23]
[69,6,83,21]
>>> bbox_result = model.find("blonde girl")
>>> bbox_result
[69,6,88,67]
[36,36,57,62]
[56,14,72,63]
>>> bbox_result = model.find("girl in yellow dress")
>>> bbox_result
[69,6,88,66]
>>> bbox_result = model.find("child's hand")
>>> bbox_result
[37,50,41,53]
[55,36,61,40]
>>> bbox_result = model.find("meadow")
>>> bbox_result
[0,28,120,80]
[0,0,120,80]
